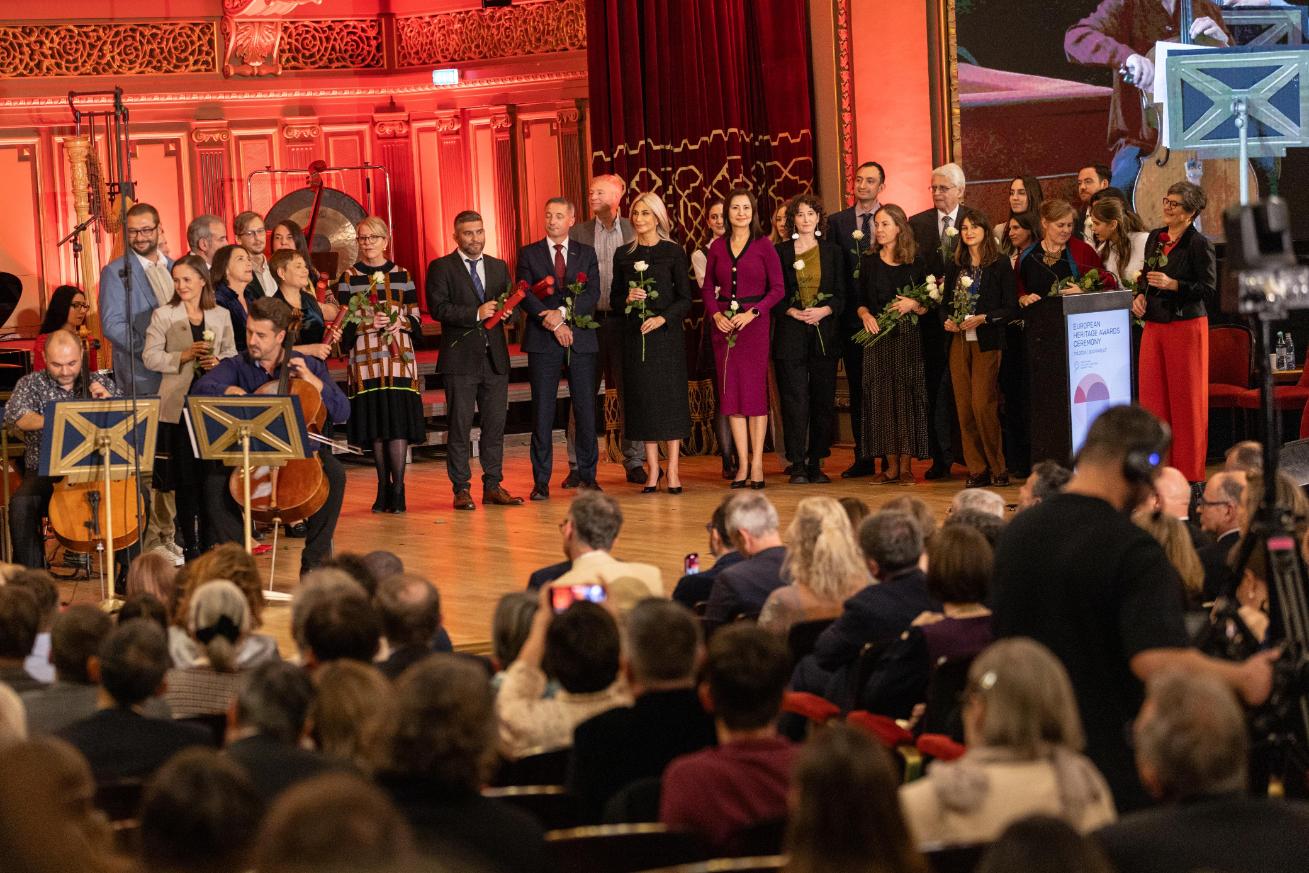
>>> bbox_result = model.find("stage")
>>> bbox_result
[55,442,1015,658]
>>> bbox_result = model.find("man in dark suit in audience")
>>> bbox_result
[20,605,111,735]
[1196,470,1246,602]
[377,574,444,680]
[426,210,524,512]
[702,494,787,635]
[526,560,571,591]
[672,497,743,609]
[568,600,715,821]
[790,510,938,706]
[1097,671,1309,873]
[827,160,886,479]
[517,198,602,499]
[225,661,336,803]
[59,620,210,783]
[0,586,47,693]
[908,163,965,480]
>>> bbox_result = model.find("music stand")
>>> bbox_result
[1223,7,1306,48]
[40,398,159,600]
[187,395,309,602]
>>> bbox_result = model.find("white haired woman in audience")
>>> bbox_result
[759,497,870,636]
[165,580,259,719]
[899,637,1116,846]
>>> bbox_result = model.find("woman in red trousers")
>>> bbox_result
[1131,181,1215,483]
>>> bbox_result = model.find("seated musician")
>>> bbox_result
[191,297,349,575]
[5,330,117,569]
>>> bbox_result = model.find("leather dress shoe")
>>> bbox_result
[841,458,875,479]
[992,472,1010,487]
[924,462,952,480]
[788,472,810,485]
[581,481,603,492]
[484,486,524,506]
[529,486,550,501]
[562,471,582,488]
[625,467,647,484]
[965,472,992,489]
[808,467,831,484]
[453,490,475,511]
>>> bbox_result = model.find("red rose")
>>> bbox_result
[1158,232,1171,243]
[575,272,587,284]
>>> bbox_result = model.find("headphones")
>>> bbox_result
[1122,418,1172,486]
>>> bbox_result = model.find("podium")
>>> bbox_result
[1027,291,1135,466]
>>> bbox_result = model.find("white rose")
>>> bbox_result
[634,260,649,273]
[959,276,973,289]
[793,260,806,271]
[926,275,939,289]
[930,289,942,302]
[1133,269,1143,283]
[944,226,958,238]
[371,271,386,285]
[729,300,740,312]
[851,229,864,241]
[202,329,215,342]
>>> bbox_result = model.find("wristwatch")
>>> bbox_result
[749,307,760,316]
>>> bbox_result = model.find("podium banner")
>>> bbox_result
[1066,307,1134,454]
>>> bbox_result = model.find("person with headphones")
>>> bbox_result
[989,405,1276,814]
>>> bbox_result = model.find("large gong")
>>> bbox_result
[264,187,367,279]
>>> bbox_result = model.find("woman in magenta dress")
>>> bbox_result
[702,187,785,489]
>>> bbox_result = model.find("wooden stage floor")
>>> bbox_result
[63,445,1016,657]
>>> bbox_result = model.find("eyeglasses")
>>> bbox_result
[70,302,90,311]
[929,185,956,194]
[238,228,266,238]
[126,225,158,237]
[1161,198,1185,209]
[357,235,386,244]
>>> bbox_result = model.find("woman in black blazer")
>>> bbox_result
[1130,181,1216,483]
[773,194,848,484]
[944,207,1018,487]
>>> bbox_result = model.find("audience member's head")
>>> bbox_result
[1225,440,1263,475]
[118,592,170,632]
[140,748,264,873]
[376,574,441,651]
[881,495,937,543]
[309,660,396,775]
[8,570,58,632]
[388,655,497,793]
[976,815,1114,873]
[1152,466,1193,519]
[1018,460,1071,511]
[942,508,1007,548]
[964,638,1085,757]
[707,496,734,557]
[926,524,992,608]
[700,624,790,734]
[623,599,702,691]
[784,725,925,873]
[490,592,538,672]
[233,661,316,745]
[725,492,782,557]
[0,586,40,664]
[1243,470,1309,541]
[127,550,180,606]
[857,510,924,579]
[290,568,365,656]
[1198,470,1246,537]
[303,589,382,666]
[562,491,624,558]
[1074,405,1171,509]
[1133,510,1204,602]
[839,496,871,532]
[783,496,868,605]
[50,604,111,685]
[319,553,380,599]
[97,619,170,708]
[177,544,265,630]
[0,684,25,748]
[949,488,1005,519]
[187,580,251,673]
[1134,671,1248,801]
[362,550,404,587]
[543,601,620,694]
[255,772,416,873]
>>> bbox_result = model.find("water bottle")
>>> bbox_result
[1288,333,1297,370]
[1275,332,1289,371]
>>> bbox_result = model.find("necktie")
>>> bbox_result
[553,243,567,286]
[941,214,953,238]
[466,258,484,301]
[145,261,174,306]
[859,212,872,245]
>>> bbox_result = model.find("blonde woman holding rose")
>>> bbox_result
[144,254,237,559]
[611,192,693,493]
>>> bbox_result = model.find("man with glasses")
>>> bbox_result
[909,163,965,480]
[1196,470,1246,601]
[233,211,276,298]
[98,202,171,399]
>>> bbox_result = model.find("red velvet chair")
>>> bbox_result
[1235,360,1309,417]
[1210,325,1252,440]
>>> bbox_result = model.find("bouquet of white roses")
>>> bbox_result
[852,275,942,349]
[948,273,977,325]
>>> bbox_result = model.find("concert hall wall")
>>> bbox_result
[0,0,589,333]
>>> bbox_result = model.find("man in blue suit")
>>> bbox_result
[517,198,601,500]
[98,202,172,399]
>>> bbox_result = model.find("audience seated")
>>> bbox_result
[302,588,383,667]
[318,552,382,599]
[1195,470,1246,602]
[567,599,715,820]
[289,568,366,660]
[126,549,181,611]
[9,570,58,684]
[977,815,1115,873]
[170,545,277,670]
[495,591,629,759]
[255,772,418,873]
[859,524,994,719]
[20,605,112,735]
[59,619,210,783]
[362,549,404,584]
[526,559,572,591]
[882,495,938,543]
[948,488,1006,519]
[942,508,1006,548]
[549,492,663,596]
[703,494,789,633]
[661,624,796,850]
[309,660,396,776]
[791,510,938,708]
[166,580,266,718]
[377,573,444,680]
[1132,510,1204,607]
[672,497,743,609]
[839,496,871,531]
[119,592,171,633]
[0,683,26,748]
[1096,671,1309,873]
[1224,440,1263,475]
[225,661,336,802]
[1017,460,1072,512]
[759,497,870,636]
[0,586,46,693]
[379,655,546,873]
[489,592,539,689]
[899,638,1116,846]
[139,748,265,873]
[781,724,925,873]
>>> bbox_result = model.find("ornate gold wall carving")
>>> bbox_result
[0,21,216,78]
[281,18,384,71]
[395,0,586,67]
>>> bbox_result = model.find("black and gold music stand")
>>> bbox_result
[40,398,159,600]
[187,396,309,602]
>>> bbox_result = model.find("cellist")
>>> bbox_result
[5,330,117,569]
[192,297,349,575]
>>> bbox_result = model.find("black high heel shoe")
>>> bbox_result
[642,468,665,494]
[371,480,389,512]
[749,479,766,490]
[730,478,748,489]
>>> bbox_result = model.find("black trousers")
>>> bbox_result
[528,348,598,488]
[775,356,838,467]
[841,332,867,460]
[10,474,53,569]
[204,447,345,574]
[444,349,508,494]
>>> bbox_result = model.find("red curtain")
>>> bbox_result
[585,0,815,250]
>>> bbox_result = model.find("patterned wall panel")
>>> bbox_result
[0,21,216,78]
[395,0,585,67]
[280,18,384,72]
[235,132,276,215]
